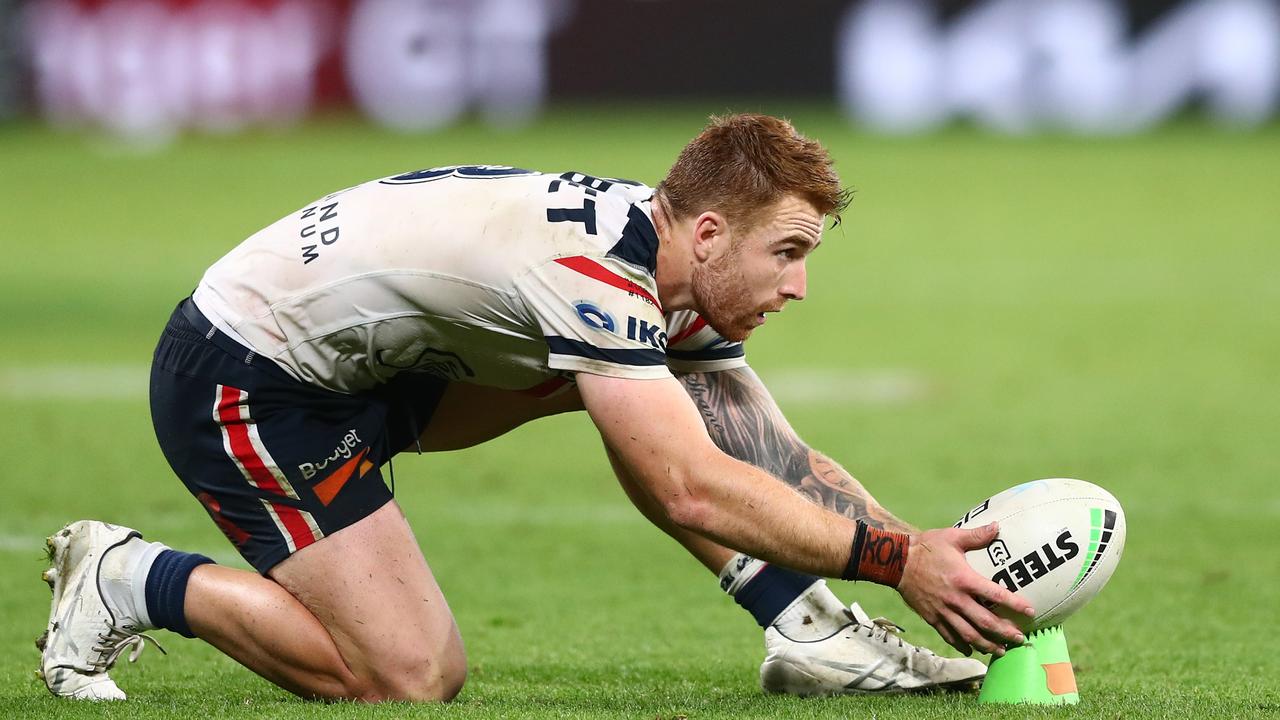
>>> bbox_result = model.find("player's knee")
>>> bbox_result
[364,645,467,702]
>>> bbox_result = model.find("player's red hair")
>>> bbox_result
[657,113,851,229]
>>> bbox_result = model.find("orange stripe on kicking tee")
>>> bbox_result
[1043,662,1078,695]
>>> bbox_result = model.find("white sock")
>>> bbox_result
[769,580,854,641]
[101,537,168,630]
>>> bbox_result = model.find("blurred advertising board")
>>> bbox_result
[11,0,1280,139]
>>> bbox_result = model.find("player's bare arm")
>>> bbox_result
[578,370,1031,655]
[671,365,1033,653]
[675,366,914,533]
[578,372,854,577]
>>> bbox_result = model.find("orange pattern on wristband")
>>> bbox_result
[858,527,909,586]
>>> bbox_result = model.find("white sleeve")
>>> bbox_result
[515,255,673,380]
[664,310,747,374]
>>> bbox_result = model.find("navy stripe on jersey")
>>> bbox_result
[546,336,667,366]
[666,345,746,362]
[607,205,660,275]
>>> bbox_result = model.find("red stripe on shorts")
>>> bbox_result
[215,385,318,553]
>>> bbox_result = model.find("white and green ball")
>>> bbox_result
[955,478,1126,632]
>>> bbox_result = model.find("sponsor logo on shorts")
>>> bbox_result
[299,429,363,480]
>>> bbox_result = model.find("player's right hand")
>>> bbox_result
[895,522,1035,656]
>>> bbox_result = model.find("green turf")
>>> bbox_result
[1,106,1277,719]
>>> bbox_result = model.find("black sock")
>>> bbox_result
[725,559,820,628]
[143,549,214,638]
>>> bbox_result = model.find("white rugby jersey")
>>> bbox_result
[192,165,746,395]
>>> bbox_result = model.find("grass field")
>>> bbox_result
[1,106,1277,719]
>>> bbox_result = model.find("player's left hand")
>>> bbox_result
[895,522,1036,656]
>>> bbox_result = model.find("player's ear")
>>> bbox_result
[691,211,728,263]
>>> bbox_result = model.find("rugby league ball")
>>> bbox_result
[953,478,1125,632]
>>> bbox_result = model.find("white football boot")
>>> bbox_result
[36,521,165,701]
[760,600,987,696]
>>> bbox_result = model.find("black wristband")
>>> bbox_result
[842,520,869,581]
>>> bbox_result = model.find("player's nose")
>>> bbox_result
[780,262,807,301]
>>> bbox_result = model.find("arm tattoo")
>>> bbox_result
[678,368,916,534]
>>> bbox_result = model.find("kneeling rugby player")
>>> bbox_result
[38,114,1032,702]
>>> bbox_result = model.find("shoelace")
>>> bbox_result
[863,617,948,676]
[91,625,166,672]
[856,613,939,659]
[840,607,908,648]
[862,617,908,648]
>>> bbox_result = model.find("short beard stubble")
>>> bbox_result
[690,239,754,343]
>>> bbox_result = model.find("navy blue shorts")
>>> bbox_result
[149,298,447,574]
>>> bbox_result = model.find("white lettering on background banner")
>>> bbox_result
[837,0,1280,133]
[345,0,568,131]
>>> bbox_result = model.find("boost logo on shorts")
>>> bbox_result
[299,429,363,480]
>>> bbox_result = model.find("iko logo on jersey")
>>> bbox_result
[299,429,363,480]
[626,316,667,350]
[572,302,667,350]
[574,302,616,332]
